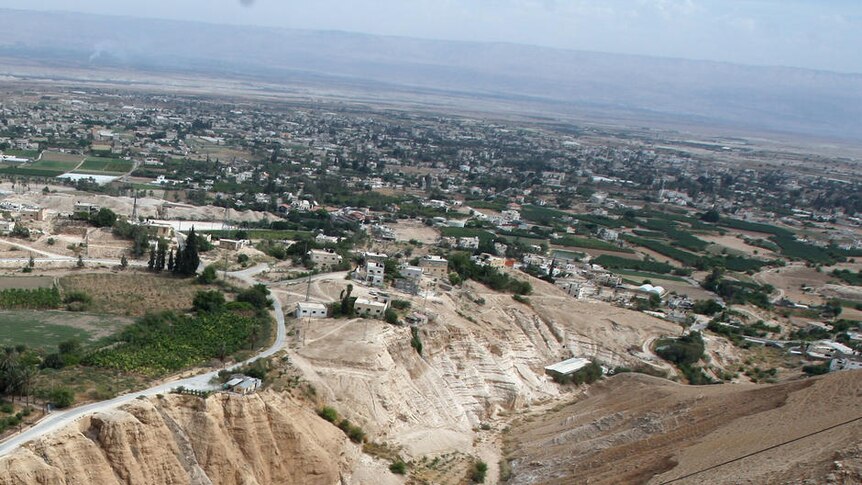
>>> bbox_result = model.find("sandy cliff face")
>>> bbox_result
[0,391,391,485]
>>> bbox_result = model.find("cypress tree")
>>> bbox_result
[156,240,167,272]
[167,249,174,272]
[147,247,155,271]
[182,227,200,276]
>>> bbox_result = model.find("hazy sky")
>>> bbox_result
[4,0,861,73]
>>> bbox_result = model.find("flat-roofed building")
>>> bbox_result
[364,252,388,262]
[365,260,385,287]
[17,208,45,222]
[354,297,389,319]
[419,255,448,279]
[295,301,328,319]
[308,249,343,268]
[219,238,249,251]
[142,221,175,239]
[74,202,100,216]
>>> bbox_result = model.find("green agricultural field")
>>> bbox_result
[0,311,133,349]
[593,254,675,274]
[0,164,65,177]
[502,235,547,246]
[464,200,508,211]
[29,158,81,172]
[520,205,572,225]
[551,249,585,261]
[1,149,40,159]
[555,236,634,253]
[77,157,134,174]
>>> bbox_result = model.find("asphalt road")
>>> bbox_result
[0,263,285,457]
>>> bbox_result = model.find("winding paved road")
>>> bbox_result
[0,263,285,457]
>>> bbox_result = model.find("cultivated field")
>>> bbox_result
[0,310,133,349]
[59,272,209,316]
[28,151,84,173]
[0,163,64,177]
[76,157,134,174]
[40,151,84,163]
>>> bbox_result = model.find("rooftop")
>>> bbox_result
[544,357,591,375]
[297,301,328,311]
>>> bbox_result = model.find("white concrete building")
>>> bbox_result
[365,260,385,287]
[295,301,328,319]
[354,298,390,319]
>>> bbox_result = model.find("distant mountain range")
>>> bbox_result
[1,9,861,140]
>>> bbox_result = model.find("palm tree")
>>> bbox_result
[0,349,20,401]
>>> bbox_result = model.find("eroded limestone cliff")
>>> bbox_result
[0,391,392,485]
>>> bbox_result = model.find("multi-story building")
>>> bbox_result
[419,255,448,279]
[308,249,343,268]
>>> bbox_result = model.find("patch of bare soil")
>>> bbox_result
[389,220,441,244]
[699,233,778,258]
[755,264,837,305]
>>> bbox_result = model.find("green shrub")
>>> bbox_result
[318,406,339,423]
[237,284,272,309]
[193,290,225,313]
[692,299,723,316]
[655,332,705,366]
[347,425,366,443]
[384,308,399,325]
[389,460,407,475]
[802,364,830,376]
[471,460,488,483]
[198,265,218,284]
[410,327,423,355]
[63,291,92,311]
[391,299,411,310]
[48,388,75,408]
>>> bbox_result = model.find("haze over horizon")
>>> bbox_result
[3,0,861,74]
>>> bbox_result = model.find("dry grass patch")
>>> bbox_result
[59,271,207,316]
